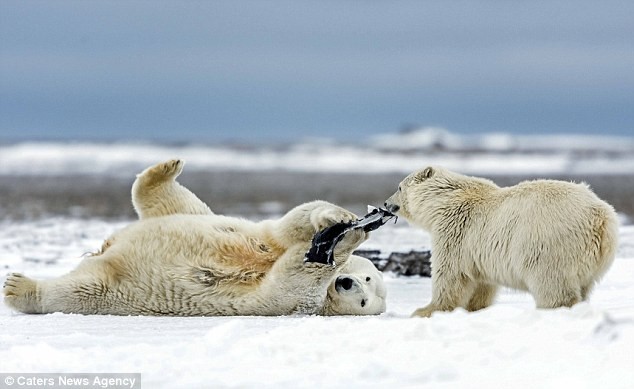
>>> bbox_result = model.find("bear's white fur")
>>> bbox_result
[385,166,619,318]
[325,254,387,315]
[4,160,386,316]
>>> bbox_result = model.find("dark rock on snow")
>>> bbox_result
[353,249,432,277]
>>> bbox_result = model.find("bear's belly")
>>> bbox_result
[92,216,290,316]
[112,215,283,271]
[472,256,529,291]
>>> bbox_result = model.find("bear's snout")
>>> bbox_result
[335,276,357,292]
[384,202,400,214]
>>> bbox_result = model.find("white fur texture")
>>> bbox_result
[324,254,387,315]
[385,166,619,318]
[4,160,386,316]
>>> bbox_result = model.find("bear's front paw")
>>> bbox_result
[310,206,358,233]
[336,228,367,250]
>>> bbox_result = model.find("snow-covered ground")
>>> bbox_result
[1,130,633,387]
[1,218,633,388]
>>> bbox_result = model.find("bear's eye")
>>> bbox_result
[361,299,366,307]
[365,277,371,282]
[398,185,402,192]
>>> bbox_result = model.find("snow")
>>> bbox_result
[1,219,634,388]
[1,131,633,386]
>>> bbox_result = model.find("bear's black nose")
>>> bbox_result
[336,276,354,291]
[384,202,400,213]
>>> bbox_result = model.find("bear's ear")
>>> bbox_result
[417,166,434,181]
[412,167,434,184]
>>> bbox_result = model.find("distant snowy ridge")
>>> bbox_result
[1,128,633,176]
[370,127,634,153]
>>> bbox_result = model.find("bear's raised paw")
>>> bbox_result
[310,206,357,233]
[136,159,185,185]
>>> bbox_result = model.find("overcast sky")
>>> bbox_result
[1,0,632,143]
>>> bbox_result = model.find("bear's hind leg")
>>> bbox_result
[3,273,42,313]
[531,278,582,309]
[465,283,498,312]
[580,282,595,302]
[135,158,185,190]
[132,159,213,219]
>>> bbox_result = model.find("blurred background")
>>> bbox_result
[1,0,633,222]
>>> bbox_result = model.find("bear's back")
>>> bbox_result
[478,179,616,277]
[493,179,611,223]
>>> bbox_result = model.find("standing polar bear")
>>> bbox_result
[384,166,618,318]
[4,160,386,316]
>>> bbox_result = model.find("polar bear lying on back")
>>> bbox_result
[4,160,386,316]
[385,166,618,318]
